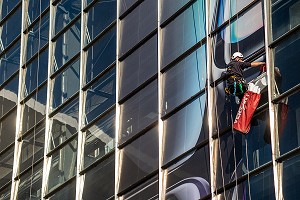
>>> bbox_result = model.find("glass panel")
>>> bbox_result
[163,95,208,165]
[162,46,206,114]
[27,0,50,26]
[85,68,116,125]
[52,20,80,72]
[48,180,76,200]
[123,176,158,200]
[119,0,157,56]
[0,184,11,200]
[0,75,18,118]
[26,13,49,60]
[85,27,116,84]
[82,156,115,199]
[17,161,43,200]
[0,146,14,187]
[160,0,189,23]
[50,97,79,150]
[274,30,300,93]
[52,58,80,109]
[85,0,116,45]
[166,147,211,199]
[0,109,17,152]
[282,154,300,200]
[19,123,45,173]
[161,0,205,68]
[119,81,158,144]
[0,5,22,50]
[272,0,300,40]
[0,0,20,20]
[119,0,137,15]
[23,49,48,98]
[119,35,157,100]
[119,127,159,192]
[54,0,81,35]
[0,40,20,85]
[84,110,115,168]
[48,139,77,193]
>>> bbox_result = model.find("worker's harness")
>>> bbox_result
[225,67,247,96]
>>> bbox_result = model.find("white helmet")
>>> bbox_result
[231,52,244,60]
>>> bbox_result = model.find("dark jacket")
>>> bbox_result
[226,60,251,86]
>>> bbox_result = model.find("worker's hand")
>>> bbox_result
[260,64,266,72]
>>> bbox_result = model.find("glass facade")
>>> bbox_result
[0,0,299,199]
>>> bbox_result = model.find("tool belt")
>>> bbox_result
[225,75,247,96]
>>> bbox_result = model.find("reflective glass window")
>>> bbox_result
[52,58,80,109]
[119,35,157,100]
[119,81,158,144]
[163,95,207,165]
[0,75,18,118]
[17,162,43,200]
[48,139,77,193]
[162,46,206,114]
[21,86,47,134]
[48,179,76,200]
[50,97,78,150]
[82,156,115,199]
[19,124,45,173]
[0,40,20,86]
[119,127,159,192]
[161,0,205,68]
[26,13,49,60]
[0,109,17,153]
[272,0,300,40]
[119,0,157,56]
[85,27,116,84]
[0,5,22,50]
[282,154,300,199]
[0,184,11,200]
[0,146,14,187]
[27,0,50,26]
[23,49,48,98]
[52,20,80,72]
[166,147,211,199]
[85,0,116,45]
[119,0,137,15]
[84,110,115,168]
[160,0,189,23]
[0,0,20,20]
[85,69,116,125]
[54,0,81,35]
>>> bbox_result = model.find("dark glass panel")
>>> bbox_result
[282,154,300,199]
[0,146,14,187]
[0,184,11,200]
[161,0,205,68]
[0,0,20,20]
[0,75,19,118]
[119,35,157,100]
[163,95,208,165]
[0,109,17,152]
[0,40,20,85]
[161,0,189,23]
[85,27,116,84]
[54,0,81,35]
[19,123,45,173]
[50,97,79,150]
[162,46,206,114]
[17,161,43,200]
[119,0,137,15]
[119,81,158,144]
[48,139,77,193]
[119,127,159,192]
[52,58,80,109]
[82,156,115,199]
[85,0,116,45]
[119,0,157,56]
[27,0,50,26]
[84,110,115,168]
[48,180,76,200]
[166,147,211,199]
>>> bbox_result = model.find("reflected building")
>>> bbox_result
[0,0,299,199]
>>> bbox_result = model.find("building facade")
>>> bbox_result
[0,0,299,199]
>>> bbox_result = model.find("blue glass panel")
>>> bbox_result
[160,0,189,23]
[0,0,20,20]
[161,0,206,68]
[0,146,14,188]
[0,75,19,118]
[282,154,300,200]
[48,179,76,200]
[119,0,137,15]
[27,0,50,26]
[0,109,17,152]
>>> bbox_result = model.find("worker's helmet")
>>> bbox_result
[231,52,244,60]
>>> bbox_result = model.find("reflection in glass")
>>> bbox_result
[0,0,20,20]
[160,0,189,23]
[163,95,207,165]
[119,0,157,56]
[52,58,80,109]
[84,110,115,167]
[119,81,158,144]
[17,162,43,200]
[48,139,77,193]
[0,146,14,187]
[0,184,11,200]
[82,156,115,199]
[27,0,50,26]
[119,35,157,100]
[0,109,17,152]
[119,0,137,15]
[48,179,76,200]
[85,68,115,125]
[119,127,158,192]
[50,97,78,150]
[85,27,116,84]
[282,154,300,199]
[161,0,205,68]
[85,0,116,45]
[162,46,206,114]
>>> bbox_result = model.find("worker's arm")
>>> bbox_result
[251,61,266,67]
